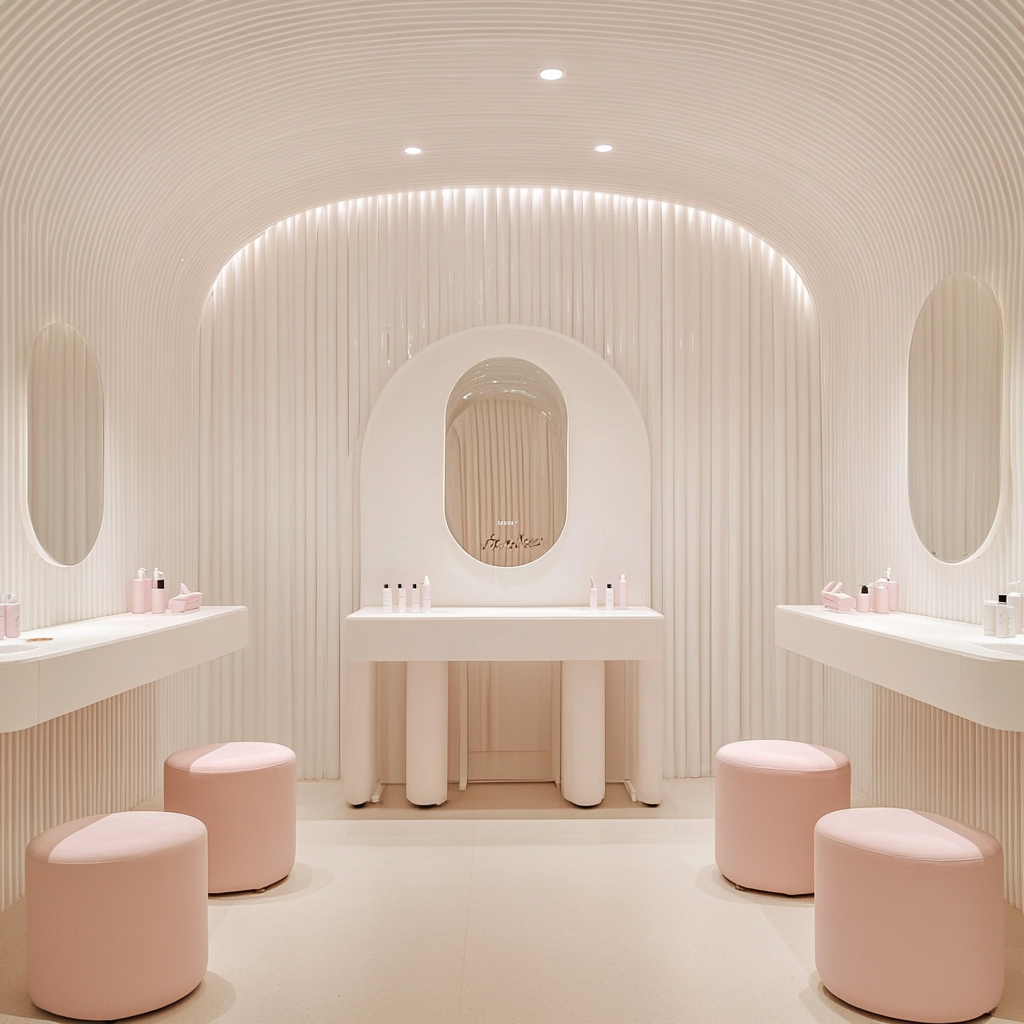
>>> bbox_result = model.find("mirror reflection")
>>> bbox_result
[445,358,567,567]
[28,323,104,565]
[908,275,1002,562]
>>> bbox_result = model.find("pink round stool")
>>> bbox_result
[815,807,1004,1023]
[164,741,296,893]
[715,739,850,894]
[27,811,207,1020]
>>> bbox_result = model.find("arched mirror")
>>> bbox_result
[445,358,567,566]
[908,275,1003,562]
[27,323,104,565]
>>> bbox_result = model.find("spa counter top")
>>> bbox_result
[776,604,1024,731]
[345,606,664,662]
[0,606,248,733]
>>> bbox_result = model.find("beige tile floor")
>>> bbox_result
[2,779,1023,1023]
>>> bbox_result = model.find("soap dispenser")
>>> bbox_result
[885,567,899,611]
[131,568,151,614]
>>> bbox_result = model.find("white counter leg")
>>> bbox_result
[635,658,664,805]
[561,660,605,807]
[343,660,377,806]
[406,660,449,806]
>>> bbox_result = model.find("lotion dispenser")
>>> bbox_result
[590,576,599,609]
[422,575,431,611]
[2,594,20,638]
[131,568,151,613]
[885,567,899,611]
[617,574,628,609]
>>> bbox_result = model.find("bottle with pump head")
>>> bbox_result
[618,574,628,609]
[422,575,431,611]
[605,583,614,610]
[872,578,889,613]
[885,567,899,612]
[150,570,167,614]
[590,576,599,609]
[131,568,151,614]
[3,594,20,638]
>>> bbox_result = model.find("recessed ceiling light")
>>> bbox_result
[404,146,422,155]
[539,68,563,81]
[594,144,613,153]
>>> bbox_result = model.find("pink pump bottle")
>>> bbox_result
[131,568,151,613]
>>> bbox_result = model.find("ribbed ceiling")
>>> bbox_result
[3,1,1022,335]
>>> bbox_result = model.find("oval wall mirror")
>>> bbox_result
[445,358,567,566]
[908,275,1003,562]
[27,323,104,565]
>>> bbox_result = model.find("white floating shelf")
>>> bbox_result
[0,606,248,734]
[345,606,664,662]
[776,604,1024,731]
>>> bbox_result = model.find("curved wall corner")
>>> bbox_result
[359,324,651,608]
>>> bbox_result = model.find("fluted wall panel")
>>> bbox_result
[198,189,822,781]
[3,0,1023,905]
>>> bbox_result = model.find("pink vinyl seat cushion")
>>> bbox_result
[27,811,208,1021]
[164,741,296,893]
[715,739,850,895]
[815,807,1003,1023]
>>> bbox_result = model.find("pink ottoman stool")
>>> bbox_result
[164,741,296,893]
[715,739,850,894]
[815,807,1004,1023]
[27,811,207,1020]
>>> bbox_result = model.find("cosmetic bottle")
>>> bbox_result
[412,582,420,612]
[983,599,998,635]
[855,585,870,613]
[997,595,1012,638]
[383,584,392,612]
[618,574,628,609]
[131,568,151,613]
[422,575,431,611]
[3,594,20,638]
[1009,583,1023,635]
[590,576,598,609]
[605,583,614,610]
[151,570,167,614]
[872,578,889,614]
[885,567,899,612]
[398,583,406,613]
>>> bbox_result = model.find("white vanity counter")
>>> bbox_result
[345,605,664,662]
[0,606,248,733]
[776,604,1024,731]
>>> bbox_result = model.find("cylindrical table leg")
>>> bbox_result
[635,658,664,806]
[561,660,605,807]
[343,661,376,806]
[406,661,448,806]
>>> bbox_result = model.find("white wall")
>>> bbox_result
[198,188,822,782]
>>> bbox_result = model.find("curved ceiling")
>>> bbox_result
[3,0,1021,344]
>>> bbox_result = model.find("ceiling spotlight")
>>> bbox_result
[539,68,564,81]
[404,146,422,155]
[594,144,613,153]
